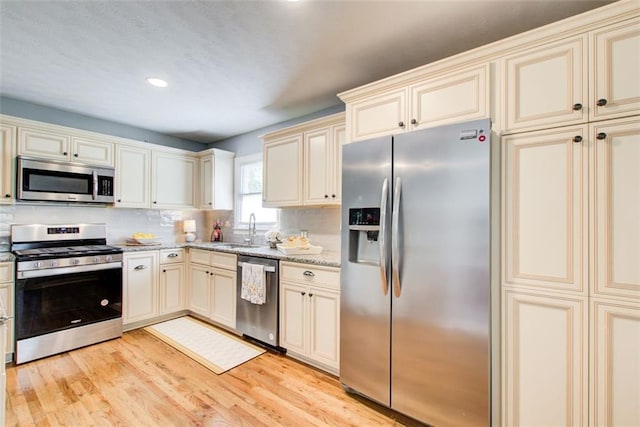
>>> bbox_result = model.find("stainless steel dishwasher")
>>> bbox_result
[236,255,282,350]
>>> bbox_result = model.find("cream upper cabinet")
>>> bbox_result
[503,125,588,295]
[590,17,640,121]
[303,124,343,205]
[262,112,345,208]
[18,126,114,166]
[115,144,151,208]
[0,124,16,204]
[502,289,588,427]
[347,87,408,142]
[263,135,302,207]
[590,298,640,427]
[504,35,588,133]
[591,118,640,300]
[410,64,490,130]
[345,65,490,142]
[198,149,234,210]
[151,151,197,209]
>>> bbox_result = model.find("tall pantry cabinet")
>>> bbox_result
[501,15,640,427]
[338,2,640,426]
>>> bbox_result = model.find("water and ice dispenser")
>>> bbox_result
[347,207,381,265]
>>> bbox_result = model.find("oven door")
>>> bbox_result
[16,265,122,340]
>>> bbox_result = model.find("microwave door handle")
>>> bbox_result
[92,170,98,200]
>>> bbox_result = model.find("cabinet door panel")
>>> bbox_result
[504,126,588,294]
[200,156,213,209]
[347,88,407,142]
[308,287,339,368]
[263,136,302,207]
[160,263,185,314]
[189,265,211,317]
[115,145,150,208]
[590,299,640,427]
[280,282,307,354]
[502,289,587,427]
[18,127,69,160]
[504,36,587,132]
[592,119,640,300]
[0,125,16,203]
[331,125,345,203]
[411,64,489,129]
[0,284,14,355]
[123,252,158,324]
[71,137,114,166]
[591,17,640,121]
[304,128,330,204]
[211,269,236,328]
[152,152,196,208]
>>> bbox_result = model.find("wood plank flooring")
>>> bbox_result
[5,329,422,426]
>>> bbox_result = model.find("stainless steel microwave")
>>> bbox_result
[17,157,115,203]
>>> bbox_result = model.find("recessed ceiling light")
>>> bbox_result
[146,77,168,88]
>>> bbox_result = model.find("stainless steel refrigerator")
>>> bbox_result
[340,119,491,426]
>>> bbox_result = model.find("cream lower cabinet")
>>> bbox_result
[502,289,588,426]
[188,249,237,329]
[123,251,159,325]
[0,124,16,204]
[590,298,640,427]
[279,261,340,374]
[159,248,186,314]
[115,144,151,208]
[0,262,14,360]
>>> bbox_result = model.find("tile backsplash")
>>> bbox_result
[1,204,342,253]
[0,204,204,250]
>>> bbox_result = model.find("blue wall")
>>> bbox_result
[0,96,205,151]
[209,104,345,157]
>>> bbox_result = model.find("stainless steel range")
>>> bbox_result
[11,223,123,364]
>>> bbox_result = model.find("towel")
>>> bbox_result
[241,262,266,305]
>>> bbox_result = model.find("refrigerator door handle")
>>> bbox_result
[379,177,389,295]
[392,176,402,297]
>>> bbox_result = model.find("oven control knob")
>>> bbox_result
[49,260,58,267]
[33,261,43,268]
[71,259,80,265]
[105,255,113,262]
[93,257,101,263]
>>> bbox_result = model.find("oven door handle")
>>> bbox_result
[17,262,123,279]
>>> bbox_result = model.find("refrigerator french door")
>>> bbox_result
[340,119,491,426]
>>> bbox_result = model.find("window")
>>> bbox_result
[234,154,277,230]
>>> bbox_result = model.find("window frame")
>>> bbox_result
[234,153,278,232]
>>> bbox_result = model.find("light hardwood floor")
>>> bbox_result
[5,329,422,426]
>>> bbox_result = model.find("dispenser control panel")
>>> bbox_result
[349,208,380,226]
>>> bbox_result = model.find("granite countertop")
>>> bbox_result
[116,242,340,268]
[0,252,15,262]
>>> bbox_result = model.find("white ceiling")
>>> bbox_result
[0,0,615,143]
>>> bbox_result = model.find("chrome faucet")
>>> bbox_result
[245,213,256,245]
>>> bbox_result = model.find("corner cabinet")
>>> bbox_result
[262,112,345,207]
[0,124,16,204]
[198,148,235,210]
[279,261,340,374]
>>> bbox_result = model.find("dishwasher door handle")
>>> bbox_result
[238,262,276,273]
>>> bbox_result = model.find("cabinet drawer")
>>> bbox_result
[189,248,211,265]
[281,262,340,290]
[211,251,237,271]
[0,262,14,283]
[160,248,185,264]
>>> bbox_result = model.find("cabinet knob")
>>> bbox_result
[301,291,306,296]
[411,118,418,125]
[208,202,212,205]
[117,199,122,203]
[74,153,79,157]
[162,269,166,273]
[309,293,314,297]
[331,194,336,198]
[572,103,583,111]
[398,121,405,128]
[596,132,607,140]
[324,194,328,199]
[572,135,583,143]
[4,194,10,198]
[210,272,214,276]
[63,151,68,156]
[597,98,608,107]
[153,201,157,204]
